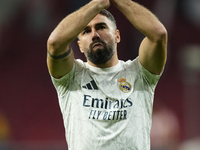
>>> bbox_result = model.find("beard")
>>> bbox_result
[83,39,115,65]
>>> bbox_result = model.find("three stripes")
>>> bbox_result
[82,80,98,90]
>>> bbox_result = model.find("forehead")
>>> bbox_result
[88,14,114,28]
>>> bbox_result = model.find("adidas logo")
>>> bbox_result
[82,80,98,90]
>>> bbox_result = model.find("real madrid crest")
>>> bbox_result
[118,77,132,93]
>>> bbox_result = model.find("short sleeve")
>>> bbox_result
[50,63,75,97]
[137,57,162,89]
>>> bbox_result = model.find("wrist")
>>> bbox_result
[111,0,131,7]
[91,0,110,10]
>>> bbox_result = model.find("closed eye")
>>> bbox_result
[81,23,107,35]
[82,29,91,35]
[96,23,107,30]
[97,25,106,30]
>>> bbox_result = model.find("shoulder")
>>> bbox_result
[51,59,87,83]
[121,57,162,85]
[119,57,139,70]
[74,59,85,67]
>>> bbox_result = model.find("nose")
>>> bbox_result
[92,30,100,41]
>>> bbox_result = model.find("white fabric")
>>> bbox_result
[51,57,161,150]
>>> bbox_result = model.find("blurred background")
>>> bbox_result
[0,0,200,149]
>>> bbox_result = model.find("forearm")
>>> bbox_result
[47,1,107,54]
[111,0,167,41]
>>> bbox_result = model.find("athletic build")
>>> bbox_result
[47,0,167,149]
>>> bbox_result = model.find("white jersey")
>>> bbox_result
[51,57,161,150]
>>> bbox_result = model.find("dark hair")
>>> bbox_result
[99,9,117,29]
[77,9,117,40]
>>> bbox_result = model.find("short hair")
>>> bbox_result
[99,9,117,29]
[77,9,117,40]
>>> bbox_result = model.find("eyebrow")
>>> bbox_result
[95,22,107,27]
[83,22,108,31]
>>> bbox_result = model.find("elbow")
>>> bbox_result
[47,35,59,51]
[154,26,168,43]
[47,33,72,54]
[47,35,67,55]
[47,36,55,46]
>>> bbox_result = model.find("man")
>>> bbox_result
[47,0,167,149]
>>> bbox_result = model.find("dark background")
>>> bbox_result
[0,0,200,149]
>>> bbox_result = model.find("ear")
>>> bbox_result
[115,29,121,43]
[77,40,84,53]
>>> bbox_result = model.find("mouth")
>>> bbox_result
[92,43,103,49]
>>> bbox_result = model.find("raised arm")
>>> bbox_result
[47,0,110,78]
[111,0,167,75]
